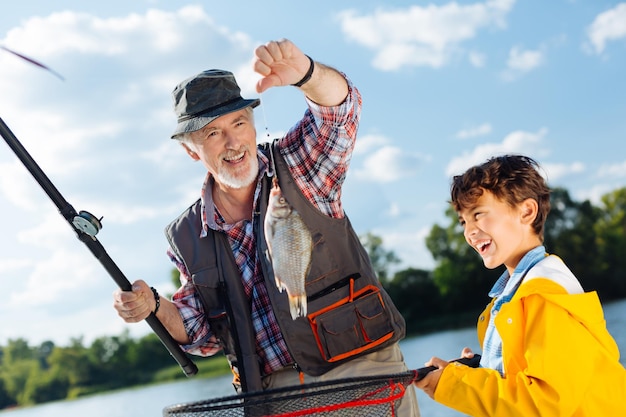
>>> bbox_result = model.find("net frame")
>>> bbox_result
[163,369,417,417]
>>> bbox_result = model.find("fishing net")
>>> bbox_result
[162,369,417,417]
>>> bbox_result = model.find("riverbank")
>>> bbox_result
[152,354,230,383]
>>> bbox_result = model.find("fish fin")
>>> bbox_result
[274,275,286,293]
[288,294,307,320]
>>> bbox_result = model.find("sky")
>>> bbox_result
[0,0,625,347]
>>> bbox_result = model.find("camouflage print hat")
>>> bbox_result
[170,69,260,139]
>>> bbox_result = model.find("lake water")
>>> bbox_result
[2,298,625,417]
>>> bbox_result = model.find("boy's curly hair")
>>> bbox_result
[450,155,551,238]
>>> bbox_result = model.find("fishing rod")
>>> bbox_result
[0,116,198,377]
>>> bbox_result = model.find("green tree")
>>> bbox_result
[37,341,55,370]
[544,188,602,292]
[20,366,69,405]
[0,339,37,404]
[360,232,400,282]
[88,331,145,388]
[3,338,33,363]
[46,338,92,389]
[426,207,501,313]
[0,377,15,409]
[18,341,69,405]
[1,359,38,405]
[594,187,626,299]
[384,267,441,334]
[133,333,183,374]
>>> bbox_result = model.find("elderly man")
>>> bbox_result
[113,38,419,416]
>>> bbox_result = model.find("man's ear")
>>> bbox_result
[181,143,200,161]
[520,198,538,225]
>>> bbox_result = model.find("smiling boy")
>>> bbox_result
[414,154,626,416]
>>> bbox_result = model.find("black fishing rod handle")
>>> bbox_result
[81,235,198,377]
[414,354,482,381]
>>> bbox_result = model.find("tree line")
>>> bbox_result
[1,186,625,409]
[373,186,626,335]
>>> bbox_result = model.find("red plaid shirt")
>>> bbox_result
[168,77,361,375]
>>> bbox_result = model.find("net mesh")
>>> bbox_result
[162,370,417,417]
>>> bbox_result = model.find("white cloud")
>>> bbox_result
[0,161,47,210]
[2,6,213,57]
[7,247,101,308]
[446,127,548,176]
[455,123,492,139]
[542,161,585,182]
[501,45,544,81]
[140,141,187,169]
[387,202,401,217]
[0,257,31,274]
[336,0,516,70]
[353,133,390,155]
[16,211,75,248]
[596,160,626,178]
[507,46,544,71]
[585,3,626,54]
[574,183,613,205]
[354,145,428,183]
[446,129,585,185]
[468,50,487,67]
[375,226,434,271]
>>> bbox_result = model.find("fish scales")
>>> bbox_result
[264,179,313,320]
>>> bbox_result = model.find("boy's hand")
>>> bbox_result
[414,356,448,398]
[414,348,481,399]
[461,346,476,359]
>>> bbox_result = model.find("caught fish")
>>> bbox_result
[264,177,313,319]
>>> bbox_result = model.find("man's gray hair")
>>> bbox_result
[174,106,255,144]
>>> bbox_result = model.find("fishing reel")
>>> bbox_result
[72,210,103,237]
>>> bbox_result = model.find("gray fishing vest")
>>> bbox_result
[165,140,406,392]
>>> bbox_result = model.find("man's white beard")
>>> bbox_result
[215,156,259,189]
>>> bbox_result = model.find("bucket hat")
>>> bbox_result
[170,69,260,139]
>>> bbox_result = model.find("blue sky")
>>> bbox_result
[1,0,625,346]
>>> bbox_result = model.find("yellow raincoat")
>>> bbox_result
[435,257,626,416]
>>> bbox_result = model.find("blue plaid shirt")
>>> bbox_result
[480,246,547,376]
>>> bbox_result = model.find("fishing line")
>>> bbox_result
[258,91,271,140]
[258,91,276,177]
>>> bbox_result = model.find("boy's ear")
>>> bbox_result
[520,198,538,224]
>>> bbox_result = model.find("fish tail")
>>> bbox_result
[288,294,307,320]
